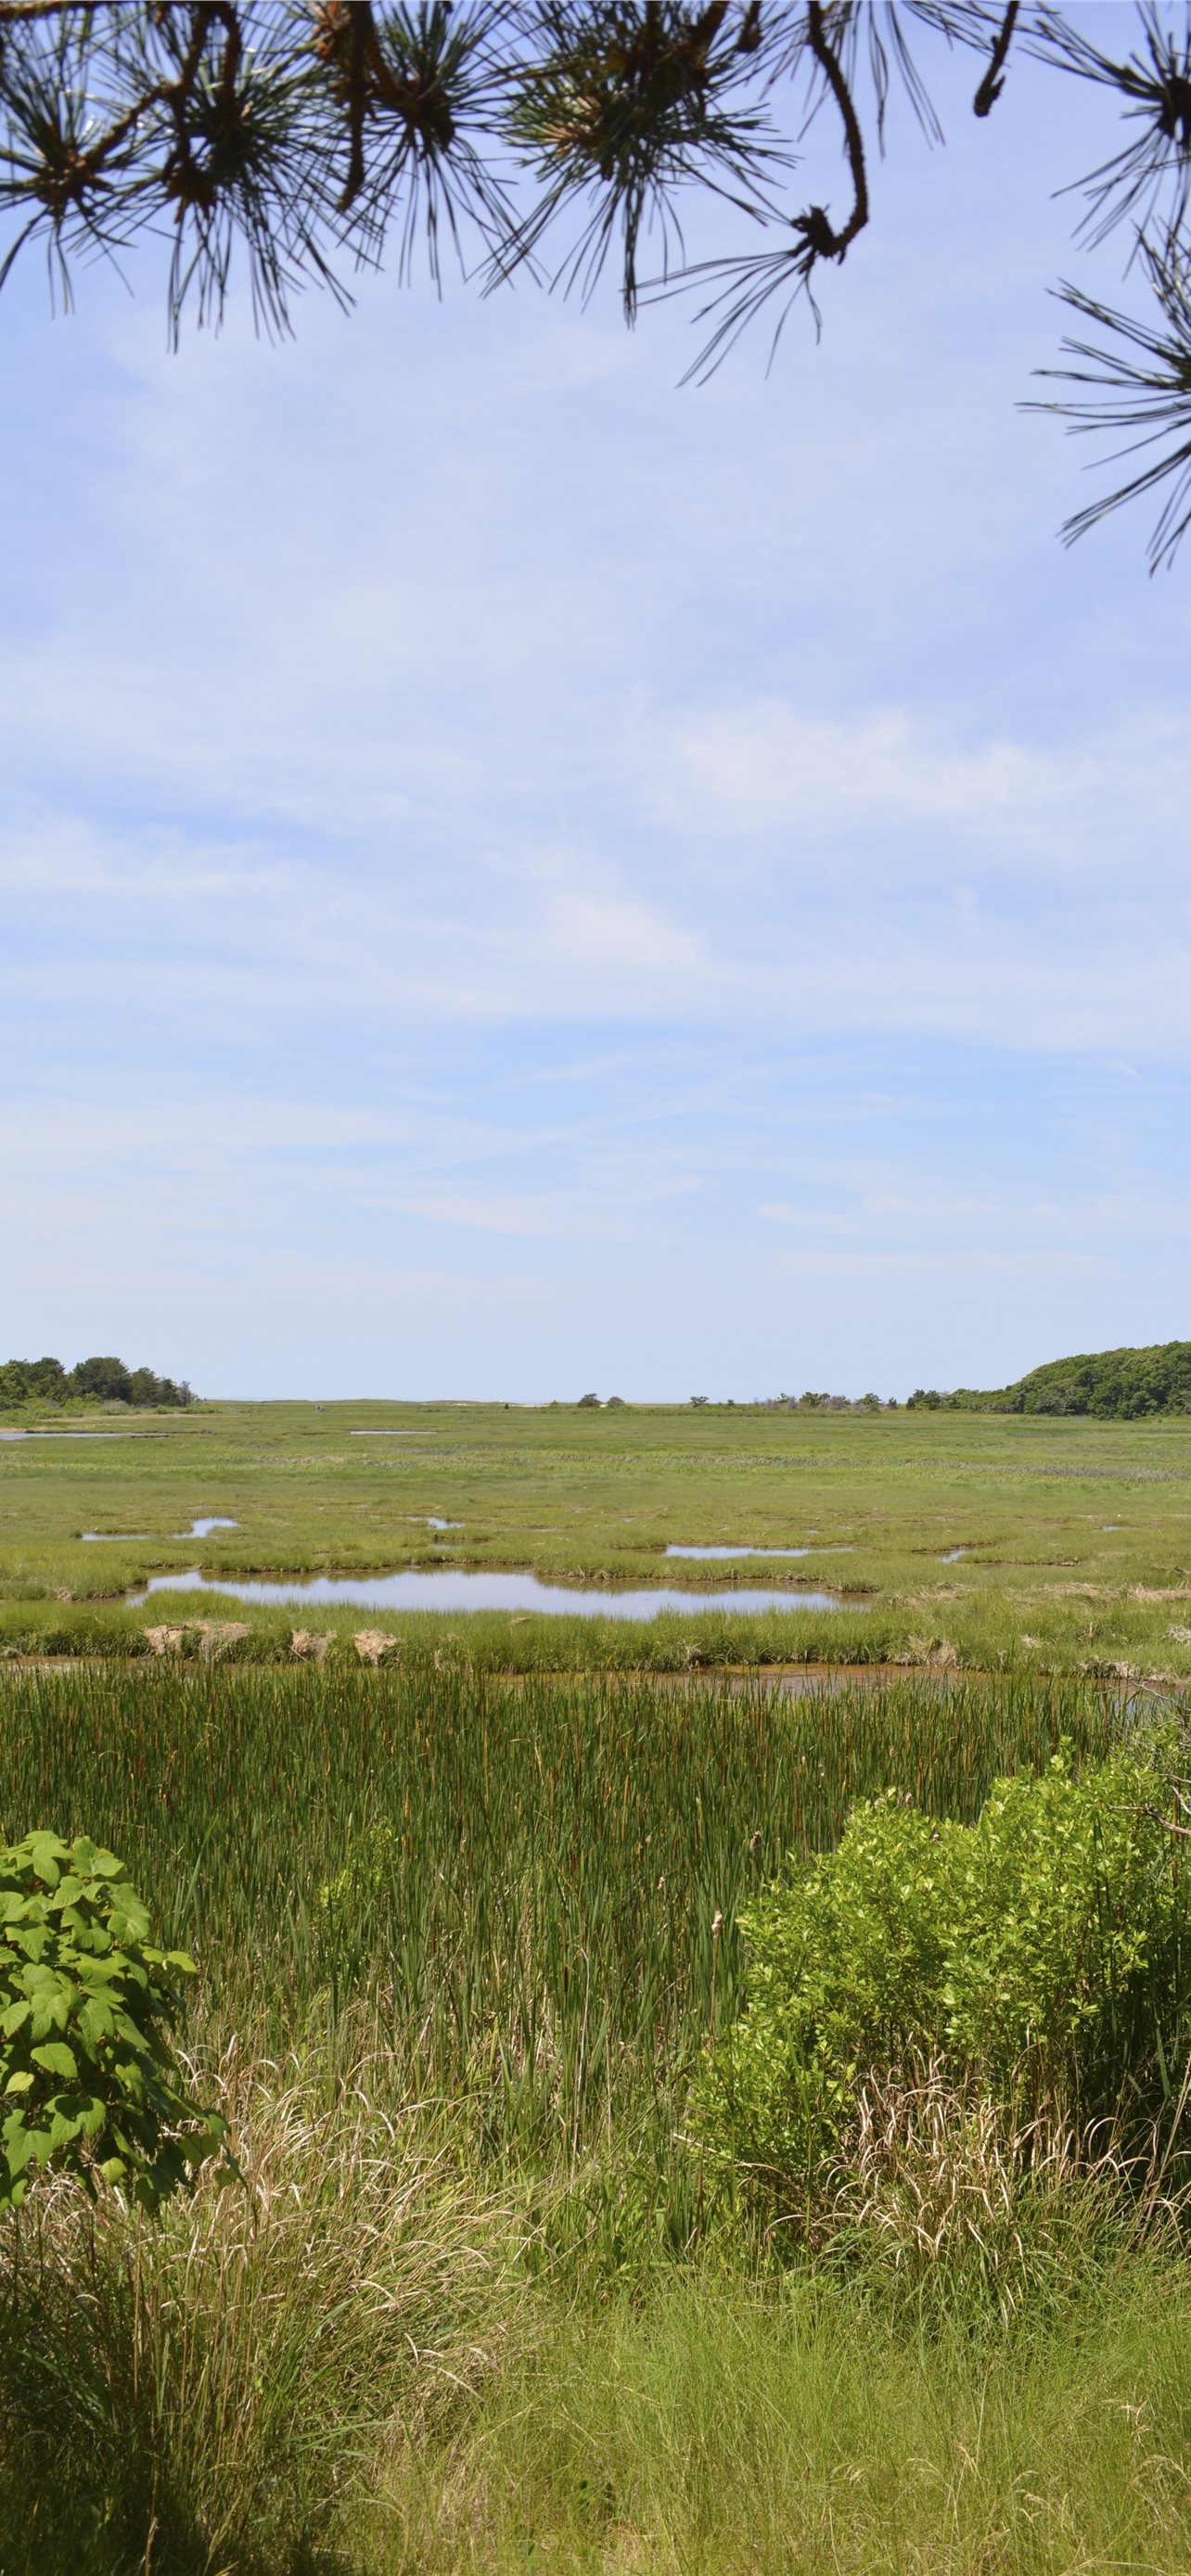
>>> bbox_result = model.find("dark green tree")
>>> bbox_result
[70,1354,134,1402]
[0,1354,196,1409]
[4,3,1191,561]
[0,1357,70,1402]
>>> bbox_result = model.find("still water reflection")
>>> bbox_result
[128,1567,860,1619]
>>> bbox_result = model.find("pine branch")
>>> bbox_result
[972,0,1018,118]
[1026,239,1191,571]
[4,1,1191,568]
[798,0,867,259]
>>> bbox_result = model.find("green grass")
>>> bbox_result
[13,2121,1191,2576]
[363,2264,1191,2575]
[4,1395,1191,1674]
[5,1664,1189,2571]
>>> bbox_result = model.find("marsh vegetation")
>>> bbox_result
[3,1396,1191,1677]
[3,1663,1191,2570]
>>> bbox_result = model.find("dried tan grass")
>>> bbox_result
[822,2058,1182,2293]
[353,1629,392,1665]
[0,2041,530,2566]
[290,1626,334,1662]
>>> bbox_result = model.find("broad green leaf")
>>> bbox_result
[77,1996,117,2046]
[32,2041,78,2081]
[47,2108,85,2150]
[29,1996,70,2042]
[26,1837,67,1888]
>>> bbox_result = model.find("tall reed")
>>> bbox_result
[0,1667,1116,2185]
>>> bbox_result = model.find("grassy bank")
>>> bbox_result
[4,1584,1191,1679]
[6,1664,1189,2570]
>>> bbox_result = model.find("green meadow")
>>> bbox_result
[3,1395,1191,1675]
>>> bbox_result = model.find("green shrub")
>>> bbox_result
[0,1832,226,2210]
[698,1746,1191,2224]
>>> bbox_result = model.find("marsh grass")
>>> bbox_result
[9,2082,1191,2573]
[0,1667,1118,2140]
[0,1663,1187,2571]
[0,1594,895,1672]
[6,1396,1191,1677]
[364,2257,1191,2575]
[5,1583,1191,1682]
[820,2059,1186,2315]
[0,2047,527,2575]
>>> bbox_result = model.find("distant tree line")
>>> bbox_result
[0,1355,195,1409]
[908,1341,1191,1422]
[760,1391,892,1412]
[571,1345,1191,1419]
[569,1390,898,1410]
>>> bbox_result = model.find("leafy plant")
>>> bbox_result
[0,1831,226,2210]
[698,1743,1191,2225]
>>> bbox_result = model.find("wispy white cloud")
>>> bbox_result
[634,699,1191,873]
[6,797,1191,1052]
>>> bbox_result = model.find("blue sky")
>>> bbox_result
[4,8,1189,1401]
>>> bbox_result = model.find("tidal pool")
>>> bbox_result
[83,1516,238,1542]
[128,1568,859,1618]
